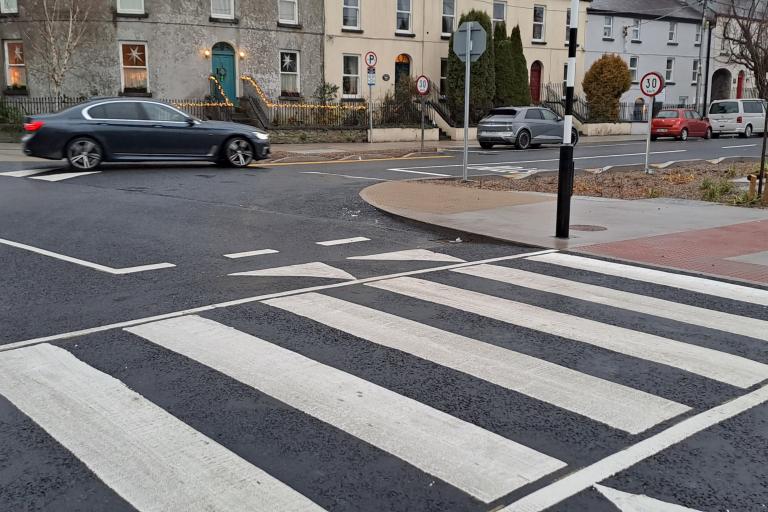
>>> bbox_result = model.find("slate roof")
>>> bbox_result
[588,0,704,21]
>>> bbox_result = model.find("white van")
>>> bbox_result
[708,99,766,138]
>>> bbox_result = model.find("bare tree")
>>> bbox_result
[721,0,768,98]
[25,0,93,97]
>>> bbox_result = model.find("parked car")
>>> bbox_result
[707,99,766,138]
[477,106,579,150]
[651,109,712,141]
[22,98,270,170]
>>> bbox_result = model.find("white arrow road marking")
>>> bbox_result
[348,249,465,263]
[0,237,175,275]
[229,262,356,280]
[722,144,758,149]
[594,485,703,511]
[30,171,101,181]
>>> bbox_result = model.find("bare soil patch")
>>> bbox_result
[418,160,767,207]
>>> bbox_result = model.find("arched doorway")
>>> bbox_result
[530,61,542,104]
[736,71,745,99]
[711,68,732,100]
[395,54,411,87]
[633,97,645,121]
[212,42,236,102]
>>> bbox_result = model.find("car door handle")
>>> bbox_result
[153,125,164,128]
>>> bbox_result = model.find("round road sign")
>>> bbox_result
[416,75,430,95]
[364,51,377,68]
[640,72,665,97]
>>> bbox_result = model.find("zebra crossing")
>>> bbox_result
[1,250,767,511]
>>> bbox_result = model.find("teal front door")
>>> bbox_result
[212,42,236,103]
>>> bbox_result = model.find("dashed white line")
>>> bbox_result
[0,237,175,275]
[0,169,61,178]
[316,236,370,246]
[224,249,279,259]
[386,168,452,177]
[30,171,101,181]
[721,144,758,149]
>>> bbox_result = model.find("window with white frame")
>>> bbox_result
[278,0,298,24]
[721,22,729,52]
[117,0,144,14]
[440,58,448,96]
[603,16,613,38]
[442,0,455,35]
[628,55,639,82]
[4,41,26,90]
[695,24,702,44]
[564,8,571,43]
[342,54,360,96]
[120,42,148,93]
[0,0,18,14]
[532,5,546,41]
[280,50,299,96]
[691,59,700,83]
[668,21,677,42]
[492,1,506,31]
[396,0,411,32]
[211,0,234,19]
[631,18,641,40]
[665,57,675,82]
[343,0,359,29]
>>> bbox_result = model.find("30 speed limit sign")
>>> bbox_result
[416,75,430,95]
[640,72,665,97]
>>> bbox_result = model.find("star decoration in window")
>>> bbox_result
[127,46,144,65]
[281,53,296,72]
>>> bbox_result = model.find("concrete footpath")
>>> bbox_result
[362,180,768,285]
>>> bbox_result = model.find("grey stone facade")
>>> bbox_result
[585,0,704,106]
[0,0,324,100]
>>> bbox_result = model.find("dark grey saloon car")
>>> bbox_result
[477,106,579,150]
[22,98,270,170]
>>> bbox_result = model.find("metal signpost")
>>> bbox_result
[365,52,377,143]
[554,0,580,239]
[640,71,665,175]
[416,75,430,154]
[759,95,767,197]
[453,21,487,181]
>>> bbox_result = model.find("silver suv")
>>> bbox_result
[708,99,766,138]
[477,106,579,150]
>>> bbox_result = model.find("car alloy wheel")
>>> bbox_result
[744,125,753,138]
[516,130,531,150]
[226,138,254,167]
[67,138,102,170]
[705,127,712,139]
[571,129,579,146]
[680,129,688,141]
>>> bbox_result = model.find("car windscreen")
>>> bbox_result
[709,102,738,114]
[656,111,679,119]
[488,109,517,117]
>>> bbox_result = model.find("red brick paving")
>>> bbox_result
[579,220,768,285]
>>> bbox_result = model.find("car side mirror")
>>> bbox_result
[185,117,196,126]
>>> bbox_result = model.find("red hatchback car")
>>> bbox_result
[651,109,712,141]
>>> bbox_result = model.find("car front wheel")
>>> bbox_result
[223,138,255,167]
[66,137,103,170]
[571,128,579,146]
[516,130,531,150]
[704,127,712,139]
[679,128,688,141]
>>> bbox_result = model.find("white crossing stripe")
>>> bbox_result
[454,265,768,342]
[367,277,768,388]
[0,344,324,512]
[0,168,60,178]
[316,236,370,246]
[229,261,355,280]
[30,171,101,181]
[594,485,702,511]
[348,249,465,263]
[528,253,768,307]
[265,293,689,434]
[224,249,279,259]
[127,315,566,503]
[386,168,452,177]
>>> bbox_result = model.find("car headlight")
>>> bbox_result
[253,131,269,141]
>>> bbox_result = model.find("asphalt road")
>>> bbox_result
[1,136,767,511]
